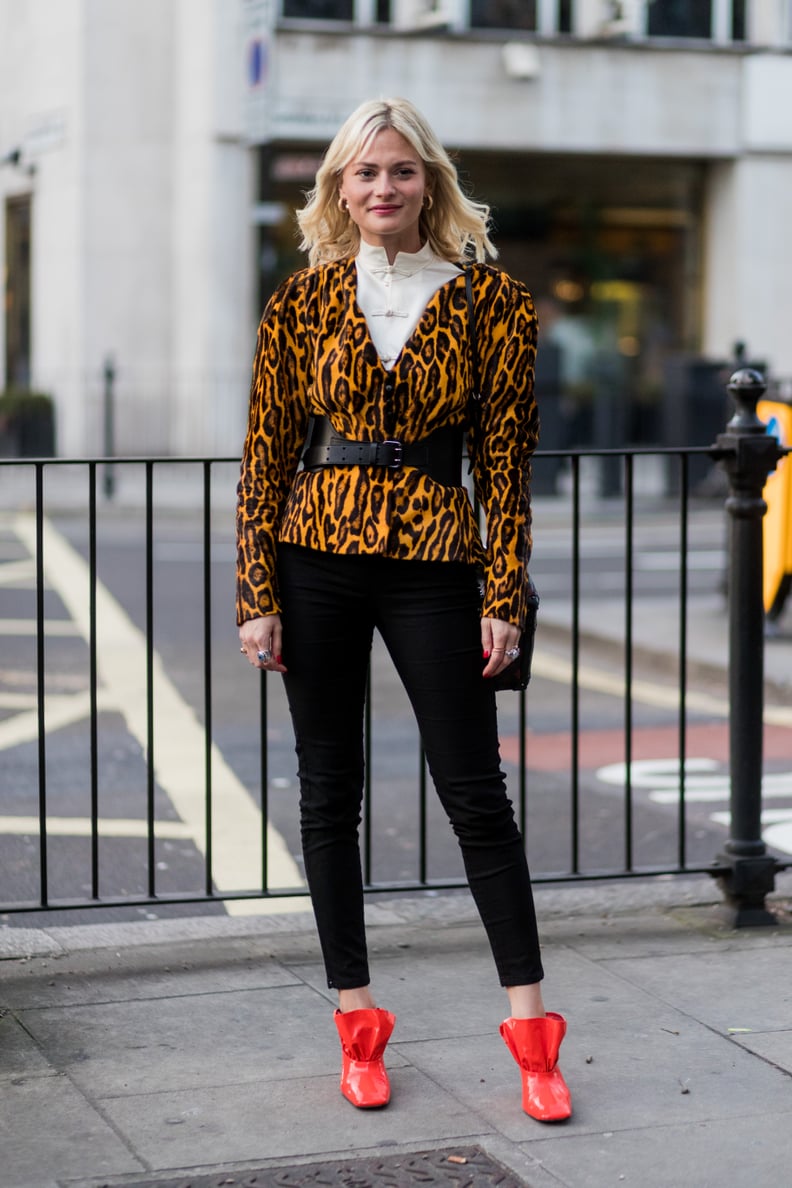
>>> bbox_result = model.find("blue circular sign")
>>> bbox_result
[248,38,267,88]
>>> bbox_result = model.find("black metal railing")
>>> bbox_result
[0,415,785,919]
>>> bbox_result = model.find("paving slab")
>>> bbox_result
[2,1074,145,1186]
[398,980,790,1141]
[98,1068,489,1169]
[0,1011,54,1077]
[291,944,512,1043]
[17,984,372,1098]
[0,927,63,959]
[727,1028,792,1074]
[601,941,792,1033]
[0,950,303,1011]
[517,1110,792,1188]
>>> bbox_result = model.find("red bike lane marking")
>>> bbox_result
[500,722,792,772]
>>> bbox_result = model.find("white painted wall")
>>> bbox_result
[267,36,744,156]
[0,0,83,453]
[1,0,254,456]
[169,0,255,458]
[748,0,792,45]
[79,0,175,454]
[702,154,792,373]
[702,53,792,373]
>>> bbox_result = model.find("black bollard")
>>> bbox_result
[710,368,785,925]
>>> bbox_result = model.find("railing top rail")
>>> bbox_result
[0,444,721,466]
[0,455,242,466]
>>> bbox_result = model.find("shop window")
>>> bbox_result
[647,0,711,38]
[470,1,537,30]
[375,0,391,19]
[282,1,354,19]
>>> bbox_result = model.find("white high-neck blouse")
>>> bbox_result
[355,240,460,369]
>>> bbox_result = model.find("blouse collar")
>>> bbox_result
[356,239,437,278]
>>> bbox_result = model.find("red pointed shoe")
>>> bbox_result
[500,1012,572,1122]
[333,1007,396,1108]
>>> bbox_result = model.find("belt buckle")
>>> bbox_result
[382,439,403,468]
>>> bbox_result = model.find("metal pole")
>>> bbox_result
[103,355,116,499]
[711,368,783,925]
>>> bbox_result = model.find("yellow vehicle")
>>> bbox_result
[759,395,792,619]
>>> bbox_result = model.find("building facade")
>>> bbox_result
[1,0,791,458]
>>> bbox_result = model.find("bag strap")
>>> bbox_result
[465,265,482,472]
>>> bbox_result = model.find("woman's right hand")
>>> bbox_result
[239,614,287,672]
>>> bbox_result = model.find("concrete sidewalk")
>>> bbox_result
[2,876,792,1188]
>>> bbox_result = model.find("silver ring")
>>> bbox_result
[505,647,521,659]
[257,649,272,663]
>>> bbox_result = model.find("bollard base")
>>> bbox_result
[714,900,778,929]
[710,853,779,928]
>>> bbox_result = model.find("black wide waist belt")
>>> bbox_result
[301,416,463,487]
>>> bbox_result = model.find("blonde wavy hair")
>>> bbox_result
[296,97,497,266]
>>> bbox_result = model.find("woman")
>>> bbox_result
[236,97,571,1122]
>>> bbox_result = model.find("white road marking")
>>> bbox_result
[635,550,724,571]
[0,559,36,585]
[0,617,80,635]
[710,809,792,857]
[710,809,792,827]
[758,818,792,855]
[532,649,792,727]
[10,514,305,914]
[649,774,792,803]
[597,758,792,802]
[595,758,792,857]
[0,690,114,748]
[0,816,194,838]
[0,692,39,709]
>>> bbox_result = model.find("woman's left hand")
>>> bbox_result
[481,616,522,680]
[239,613,287,673]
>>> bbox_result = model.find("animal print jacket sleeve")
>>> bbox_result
[236,258,539,628]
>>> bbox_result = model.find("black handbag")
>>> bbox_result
[488,581,539,692]
[466,267,539,693]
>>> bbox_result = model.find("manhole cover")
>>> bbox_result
[98,1145,529,1187]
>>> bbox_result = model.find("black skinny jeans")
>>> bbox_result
[277,543,544,990]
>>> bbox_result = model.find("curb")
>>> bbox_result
[3,871,792,963]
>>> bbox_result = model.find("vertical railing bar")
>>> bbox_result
[88,462,100,899]
[259,670,269,892]
[145,462,156,898]
[419,745,428,885]
[624,454,634,872]
[363,665,372,885]
[570,454,581,873]
[678,452,689,869]
[202,462,214,895]
[34,462,49,906]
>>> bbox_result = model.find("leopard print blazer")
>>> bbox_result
[236,257,539,627]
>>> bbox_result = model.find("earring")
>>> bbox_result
[423,193,433,211]
[338,196,348,212]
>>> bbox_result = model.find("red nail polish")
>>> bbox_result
[277,655,283,665]
[483,650,490,659]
